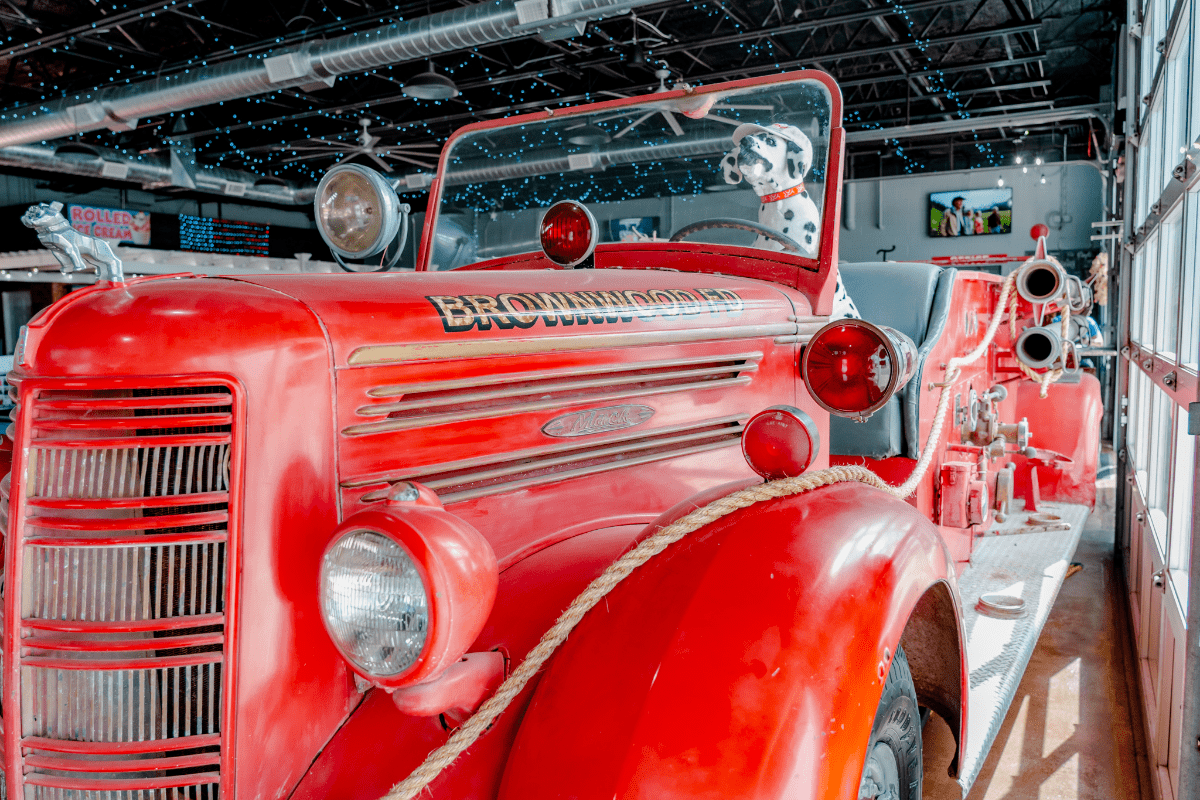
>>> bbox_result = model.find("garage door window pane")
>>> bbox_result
[1140,229,1159,346]
[1139,116,1159,224]
[1149,391,1173,516]
[1137,371,1154,483]
[1169,414,1194,579]
[1155,208,1180,358]
[1127,360,1141,463]
[1165,11,1191,164]
[1193,0,1200,144]
[1181,190,1199,371]
[1141,0,1158,99]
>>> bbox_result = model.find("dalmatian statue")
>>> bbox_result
[21,201,125,282]
[721,123,859,320]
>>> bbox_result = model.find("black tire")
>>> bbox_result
[858,646,922,800]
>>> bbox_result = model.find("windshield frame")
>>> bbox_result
[415,69,844,275]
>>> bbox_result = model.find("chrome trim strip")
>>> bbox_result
[439,437,741,505]
[356,362,760,417]
[341,377,752,436]
[345,323,797,366]
[360,424,745,500]
[364,351,763,398]
[340,414,748,488]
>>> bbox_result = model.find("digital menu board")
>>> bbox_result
[179,214,269,256]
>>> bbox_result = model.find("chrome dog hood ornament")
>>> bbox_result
[21,201,126,283]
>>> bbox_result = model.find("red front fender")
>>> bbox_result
[500,481,961,800]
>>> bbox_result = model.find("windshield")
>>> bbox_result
[425,74,836,271]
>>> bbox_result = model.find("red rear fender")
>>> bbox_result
[500,481,961,800]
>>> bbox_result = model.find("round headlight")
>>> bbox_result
[320,529,429,677]
[314,164,402,262]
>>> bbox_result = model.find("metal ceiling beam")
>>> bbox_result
[641,21,1043,86]
[0,0,201,61]
[844,103,1106,142]
[848,78,1051,110]
[836,53,1048,87]
[827,21,1042,62]
[651,0,963,56]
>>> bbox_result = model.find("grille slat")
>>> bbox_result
[11,384,235,800]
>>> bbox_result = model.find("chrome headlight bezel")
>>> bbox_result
[319,527,432,679]
[314,163,402,260]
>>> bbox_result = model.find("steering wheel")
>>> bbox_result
[669,218,804,253]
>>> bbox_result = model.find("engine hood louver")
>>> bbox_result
[342,352,762,437]
[343,416,746,505]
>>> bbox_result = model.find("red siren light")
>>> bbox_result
[801,320,918,421]
[540,200,598,267]
[742,406,821,480]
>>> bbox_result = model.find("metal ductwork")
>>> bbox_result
[0,144,316,205]
[0,0,654,149]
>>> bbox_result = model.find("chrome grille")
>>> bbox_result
[9,383,236,800]
[27,443,229,500]
[23,542,225,622]
[29,784,219,800]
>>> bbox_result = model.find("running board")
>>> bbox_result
[954,501,1090,795]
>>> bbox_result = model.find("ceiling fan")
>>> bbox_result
[277,118,440,172]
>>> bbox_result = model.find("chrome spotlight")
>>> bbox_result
[314,164,410,272]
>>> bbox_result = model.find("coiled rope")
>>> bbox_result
[383,271,1031,800]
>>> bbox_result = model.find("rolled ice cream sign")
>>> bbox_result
[67,205,151,245]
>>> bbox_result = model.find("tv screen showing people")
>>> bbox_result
[929,188,1012,237]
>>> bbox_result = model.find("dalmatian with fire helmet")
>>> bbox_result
[721,122,859,320]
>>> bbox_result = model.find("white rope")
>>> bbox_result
[380,273,1024,800]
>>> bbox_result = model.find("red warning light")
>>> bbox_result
[540,201,598,267]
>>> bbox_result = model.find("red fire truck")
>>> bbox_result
[1,70,1100,800]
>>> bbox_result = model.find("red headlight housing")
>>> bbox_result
[540,200,598,267]
[319,483,498,690]
[801,319,918,421]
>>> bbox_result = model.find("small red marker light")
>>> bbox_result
[801,320,917,421]
[540,200,598,267]
[742,405,821,480]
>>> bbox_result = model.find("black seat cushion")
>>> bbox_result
[828,262,955,459]
[837,262,943,343]
[828,396,903,459]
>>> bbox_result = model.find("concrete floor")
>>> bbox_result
[922,481,1153,800]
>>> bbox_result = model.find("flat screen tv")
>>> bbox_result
[929,188,1012,237]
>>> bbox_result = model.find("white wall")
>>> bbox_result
[838,161,1106,263]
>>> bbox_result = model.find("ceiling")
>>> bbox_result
[0,0,1120,200]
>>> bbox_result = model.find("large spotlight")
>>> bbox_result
[314,164,410,272]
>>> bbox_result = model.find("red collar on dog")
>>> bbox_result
[759,184,805,203]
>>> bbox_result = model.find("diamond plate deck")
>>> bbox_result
[955,501,1090,795]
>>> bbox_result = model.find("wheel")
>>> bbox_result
[667,218,803,252]
[858,646,922,800]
